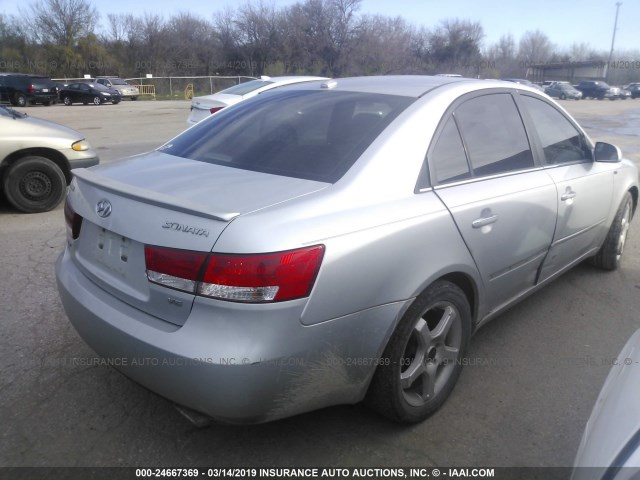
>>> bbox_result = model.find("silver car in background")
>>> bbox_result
[56,76,638,424]
[545,81,583,100]
[186,75,327,124]
[95,77,140,100]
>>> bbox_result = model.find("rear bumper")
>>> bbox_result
[55,248,407,423]
[186,108,209,125]
[31,93,58,103]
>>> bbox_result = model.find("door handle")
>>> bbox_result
[472,214,498,228]
[561,190,576,201]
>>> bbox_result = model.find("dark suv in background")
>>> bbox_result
[0,73,58,107]
[627,83,640,99]
[575,80,613,100]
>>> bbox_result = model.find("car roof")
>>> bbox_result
[280,75,520,98]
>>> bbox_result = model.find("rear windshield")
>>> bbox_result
[29,76,55,88]
[88,83,111,91]
[162,90,414,183]
[218,80,274,96]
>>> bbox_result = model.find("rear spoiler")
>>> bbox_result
[72,168,240,222]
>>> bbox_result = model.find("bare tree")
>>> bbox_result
[495,34,516,61]
[27,0,99,46]
[567,42,599,62]
[234,1,282,75]
[6,0,636,84]
[105,13,138,43]
[518,30,553,66]
[165,12,218,75]
[486,34,520,77]
[352,14,417,74]
[429,19,484,73]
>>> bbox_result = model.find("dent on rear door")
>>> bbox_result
[437,174,557,310]
[429,93,557,311]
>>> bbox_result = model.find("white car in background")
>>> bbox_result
[186,75,327,125]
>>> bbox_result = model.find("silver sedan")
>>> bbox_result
[56,76,638,424]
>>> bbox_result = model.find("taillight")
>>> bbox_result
[144,245,324,303]
[28,84,34,94]
[64,199,82,240]
[209,107,224,114]
[145,246,208,293]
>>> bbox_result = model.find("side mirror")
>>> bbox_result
[594,142,621,163]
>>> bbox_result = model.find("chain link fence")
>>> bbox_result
[124,76,256,99]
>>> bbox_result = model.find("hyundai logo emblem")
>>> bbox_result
[96,199,112,218]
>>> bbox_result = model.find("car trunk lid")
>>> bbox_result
[191,94,240,111]
[66,151,328,326]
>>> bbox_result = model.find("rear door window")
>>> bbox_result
[455,93,535,177]
[429,116,471,184]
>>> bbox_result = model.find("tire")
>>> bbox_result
[590,192,633,271]
[560,93,566,100]
[92,96,101,105]
[16,94,27,107]
[43,100,51,106]
[365,280,471,423]
[63,96,72,106]
[2,156,67,213]
[112,99,121,105]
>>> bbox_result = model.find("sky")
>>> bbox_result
[1,0,638,54]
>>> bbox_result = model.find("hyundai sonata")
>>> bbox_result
[56,76,638,424]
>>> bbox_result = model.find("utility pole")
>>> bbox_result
[607,2,622,82]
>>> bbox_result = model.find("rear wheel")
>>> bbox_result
[590,192,633,270]
[2,156,67,213]
[92,96,101,105]
[63,96,72,106]
[366,281,471,423]
[112,99,121,105]
[559,93,566,100]
[15,94,27,107]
